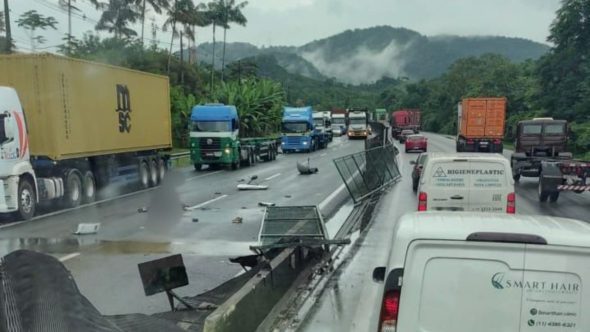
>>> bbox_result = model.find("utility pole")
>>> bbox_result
[4,0,11,53]
[67,0,71,54]
[180,31,184,84]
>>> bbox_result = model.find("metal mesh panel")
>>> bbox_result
[259,206,326,246]
[334,144,400,203]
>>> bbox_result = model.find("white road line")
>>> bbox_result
[320,153,327,157]
[186,194,228,210]
[59,252,80,262]
[187,170,223,181]
[264,173,282,181]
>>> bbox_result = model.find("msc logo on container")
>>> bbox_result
[116,84,131,133]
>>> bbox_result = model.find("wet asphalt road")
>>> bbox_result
[300,132,590,332]
[0,136,364,315]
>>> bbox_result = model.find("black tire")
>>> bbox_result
[538,179,549,202]
[158,158,166,182]
[64,170,83,208]
[272,148,277,160]
[194,163,202,171]
[513,174,521,182]
[139,161,150,189]
[412,178,419,192]
[17,178,36,220]
[82,171,96,204]
[149,158,159,187]
[231,158,241,170]
[549,192,560,202]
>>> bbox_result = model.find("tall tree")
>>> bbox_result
[96,0,140,39]
[206,1,226,91]
[16,10,58,51]
[219,0,247,82]
[134,0,169,46]
[537,0,590,121]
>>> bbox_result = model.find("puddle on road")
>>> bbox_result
[0,237,255,257]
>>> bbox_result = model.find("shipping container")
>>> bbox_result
[456,97,506,153]
[0,53,172,160]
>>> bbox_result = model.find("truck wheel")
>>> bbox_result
[82,171,96,203]
[538,179,549,202]
[549,192,560,202]
[64,170,82,208]
[17,178,36,220]
[231,160,240,170]
[158,158,166,182]
[513,174,521,182]
[244,150,252,166]
[149,159,159,187]
[139,161,150,189]
[194,163,202,171]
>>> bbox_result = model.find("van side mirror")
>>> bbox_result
[373,266,386,282]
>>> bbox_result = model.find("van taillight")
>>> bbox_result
[379,290,400,332]
[418,192,427,211]
[507,192,515,214]
[466,139,474,144]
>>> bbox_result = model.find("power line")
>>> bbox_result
[31,0,100,25]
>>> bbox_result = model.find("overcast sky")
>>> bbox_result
[6,0,561,52]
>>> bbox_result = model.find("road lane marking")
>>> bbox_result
[187,170,223,181]
[186,194,228,210]
[264,173,281,181]
[59,252,80,262]
[320,153,327,157]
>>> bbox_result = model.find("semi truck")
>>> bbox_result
[313,112,333,143]
[391,108,421,138]
[331,108,347,136]
[456,97,505,153]
[281,107,328,153]
[189,104,279,171]
[0,54,172,220]
[347,108,369,139]
[374,108,387,122]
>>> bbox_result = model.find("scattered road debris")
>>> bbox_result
[258,202,276,207]
[232,217,243,224]
[74,223,100,235]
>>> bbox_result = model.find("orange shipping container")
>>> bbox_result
[458,97,506,139]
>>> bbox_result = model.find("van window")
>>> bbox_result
[544,124,565,135]
[522,124,542,134]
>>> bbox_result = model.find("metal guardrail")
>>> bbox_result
[333,144,400,203]
[168,151,190,168]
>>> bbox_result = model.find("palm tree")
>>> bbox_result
[206,1,226,92]
[95,0,140,39]
[134,0,169,46]
[16,10,58,51]
[219,0,247,82]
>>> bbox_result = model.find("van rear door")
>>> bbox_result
[518,245,587,331]
[425,160,470,211]
[396,240,525,332]
[466,160,510,213]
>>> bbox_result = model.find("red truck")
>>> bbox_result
[391,108,421,138]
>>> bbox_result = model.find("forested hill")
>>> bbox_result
[196,26,549,84]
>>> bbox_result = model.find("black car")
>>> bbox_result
[410,152,428,191]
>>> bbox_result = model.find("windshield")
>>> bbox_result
[545,123,565,135]
[332,118,346,125]
[282,122,309,133]
[313,118,324,127]
[191,121,231,132]
[349,118,366,125]
[522,124,542,135]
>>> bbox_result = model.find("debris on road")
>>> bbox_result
[74,223,100,235]
[258,202,276,207]
[137,207,148,213]
[284,195,292,198]
[192,218,199,223]
[237,175,268,190]
[232,217,243,224]
[197,302,218,310]
[182,204,191,211]
[297,158,319,175]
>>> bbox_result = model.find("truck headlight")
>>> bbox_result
[224,148,231,154]
[303,141,308,145]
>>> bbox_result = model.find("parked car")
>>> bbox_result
[417,153,515,213]
[410,153,428,191]
[373,212,590,332]
[398,129,415,143]
[405,134,427,153]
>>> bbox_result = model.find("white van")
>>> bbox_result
[373,212,590,332]
[417,153,515,213]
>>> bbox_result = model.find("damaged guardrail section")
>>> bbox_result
[333,144,401,203]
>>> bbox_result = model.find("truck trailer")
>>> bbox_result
[189,104,278,170]
[391,108,421,138]
[331,108,347,136]
[456,97,505,153]
[0,54,172,220]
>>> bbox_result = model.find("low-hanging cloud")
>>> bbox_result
[300,40,410,85]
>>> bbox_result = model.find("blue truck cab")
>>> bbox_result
[281,106,324,153]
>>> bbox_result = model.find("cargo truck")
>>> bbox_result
[374,108,387,122]
[391,108,421,138]
[313,112,332,143]
[189,104,278,170]
[282,107,326,153]
[331,108,347,136]
[0,54,172,220]
[347,108,369,139]
[456,97,505,153]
